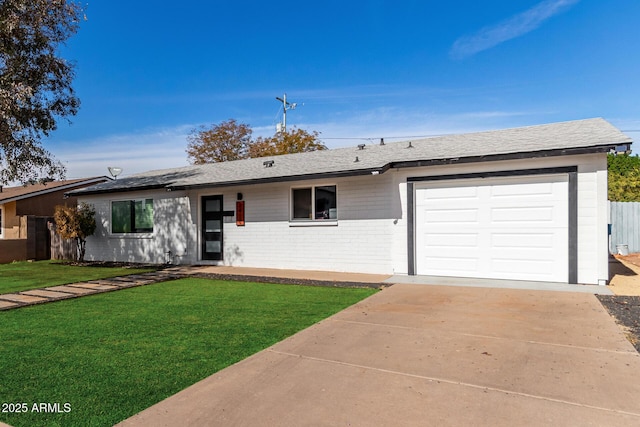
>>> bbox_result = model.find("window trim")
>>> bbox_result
[290,184,338,223]
[110,198,155,235]
[0,206,3,239]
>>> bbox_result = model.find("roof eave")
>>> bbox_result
[67,183,172,197]
[168,166,390,191]
[389,144,625,170]
[0,177,111,204]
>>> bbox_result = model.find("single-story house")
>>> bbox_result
[0,177,109,263]
[71,118,632,285]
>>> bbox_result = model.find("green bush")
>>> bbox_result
[608,154,640,202]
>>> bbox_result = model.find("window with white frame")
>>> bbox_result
[111,199,154,233]
[291,185,337,221]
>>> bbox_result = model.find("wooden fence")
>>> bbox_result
[0,217,76,264]
[49,221,77,261]
[610,201,640,254]
[0,216,53,263]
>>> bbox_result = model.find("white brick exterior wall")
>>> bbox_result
[192,175,396,274]
[82,189,197,265]
[80,153,608,284]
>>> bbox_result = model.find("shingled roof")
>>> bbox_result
[71,118,632,196]
[0,177,109,203]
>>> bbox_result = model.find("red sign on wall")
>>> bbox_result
[236,201,245,226]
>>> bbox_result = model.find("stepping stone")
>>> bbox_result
[70,283,119,291]
[45,285,98,295]
[21,289,75,300]
[116,280,155,288]
[108,276,139,282]
[86,280,120,285]
[0,300,20,310]
[0,294,48,304]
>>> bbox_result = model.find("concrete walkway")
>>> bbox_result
[195,266,614,294]
[387,274,614,294]
[116,283,640,427]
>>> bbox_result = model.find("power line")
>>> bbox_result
[321,129,640,141]
[321,134,447,141]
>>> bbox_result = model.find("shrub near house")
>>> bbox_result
[54,203,96,262]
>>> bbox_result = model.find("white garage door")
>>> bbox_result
[415,174,568,282]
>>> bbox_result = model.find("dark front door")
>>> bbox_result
[202,195,223,261]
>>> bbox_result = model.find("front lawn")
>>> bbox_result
[0,260,155,294]
[0,278,376,427]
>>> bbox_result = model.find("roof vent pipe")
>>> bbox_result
[380,138,385,146]
[354,156,360,162]
[407,141,413,148]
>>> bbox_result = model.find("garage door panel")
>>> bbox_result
[422,246,481,259]
[491,206,554,223]
[424,233,479,247]
[491,233,555,249]
[423,256,480,273]
[490,181,555,198]
[415,174,568,283]
[423,186,479,200]
[426,209,479,224]
[491,247,559,261]
[491,259,557,278]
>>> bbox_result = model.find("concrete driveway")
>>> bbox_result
[117,284,640,426]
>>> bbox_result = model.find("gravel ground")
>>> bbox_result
[597,295,640,352]
[599,253,640,353]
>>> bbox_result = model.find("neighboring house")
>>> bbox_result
[71,118,632,285]
[0,177,109,263]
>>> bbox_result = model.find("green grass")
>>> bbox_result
[0,278,376,427]
[0,260,155,294]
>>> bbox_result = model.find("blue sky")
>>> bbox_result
[47,0,640,179]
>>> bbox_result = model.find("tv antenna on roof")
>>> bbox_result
[275,93,298,133]
[108,166,123,179]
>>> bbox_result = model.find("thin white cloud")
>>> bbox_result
[52,126,193,179]
[450,0,580,59]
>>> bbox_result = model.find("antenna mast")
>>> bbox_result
[275,93,297,133]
